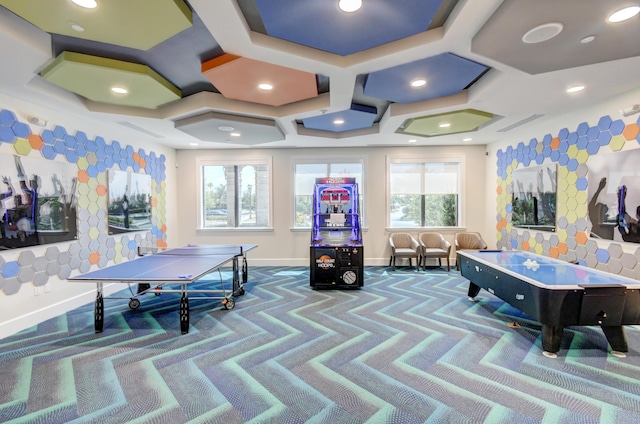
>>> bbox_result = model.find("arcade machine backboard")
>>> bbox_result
[310,177,364,289]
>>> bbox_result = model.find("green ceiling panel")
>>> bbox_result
[41,52,181,109]
[0,0,192,50]
[400,109,494,137]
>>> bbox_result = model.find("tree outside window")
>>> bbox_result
[389,161,460,228]
[201,161,270,228]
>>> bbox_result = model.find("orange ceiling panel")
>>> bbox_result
[202,54,318,107]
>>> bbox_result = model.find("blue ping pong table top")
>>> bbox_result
[459,250,640,289]
[68,244,256,283]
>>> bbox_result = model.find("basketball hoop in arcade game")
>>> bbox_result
[320,186,350,213]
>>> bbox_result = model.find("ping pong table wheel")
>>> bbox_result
[128,298,141,309]
[238,286,245,296]
[223,298,235,310]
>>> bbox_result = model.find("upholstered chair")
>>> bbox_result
[418,232,451,271]
[454,232,488,270]
[388,233,420,270]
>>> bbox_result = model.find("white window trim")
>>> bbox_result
[386,153,466,229]
[291,155,367,229]
[196,156,273,231]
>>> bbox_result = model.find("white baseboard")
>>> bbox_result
[0,284,124,340]
[247,258,395,267]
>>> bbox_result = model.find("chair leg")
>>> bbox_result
[392,256,396,270]
[389,256,392,267]
[446,257,450,272]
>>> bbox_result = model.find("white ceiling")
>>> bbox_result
[1,0,639,150]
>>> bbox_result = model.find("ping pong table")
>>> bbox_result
[458,249,640,358]
[68,244,257,334]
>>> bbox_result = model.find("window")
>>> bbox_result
[199,158,271,228]
[294,160,364,228]
[389,159,460,228]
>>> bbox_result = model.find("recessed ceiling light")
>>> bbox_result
[408,139,417,143]
[68,21,85,32]
[410,79,427,88]
[334,119,345,125]
[607,6,640,23]
[580,35,596,44]
[218,126,234,132]
[463,137,472,142]
[522,22,564,44]
[258,83,273,91]
[566,85,585,93]
[339,0,362,13]
[72,0,97,9]
[439,123,451,128]
[230,132,241,137]
[189,142,199,146]
[111,87,128,94]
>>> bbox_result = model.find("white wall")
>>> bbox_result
[0,94,178,339]
[175,144,488,266]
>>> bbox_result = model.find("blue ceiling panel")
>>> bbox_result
[303,104,377,132]
[254,0,442,56]
[363,53,489,103]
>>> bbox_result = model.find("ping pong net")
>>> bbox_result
[137,244,249,258]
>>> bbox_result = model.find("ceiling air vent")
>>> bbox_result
[497,114,545,132]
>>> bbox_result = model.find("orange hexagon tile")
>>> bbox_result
[96,184,108,196]
[622,123,639,140]
[575,232,588,245]
[28,134,44,150]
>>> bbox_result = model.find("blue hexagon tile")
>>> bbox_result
[495,113,640,276]
[0,108,168,295]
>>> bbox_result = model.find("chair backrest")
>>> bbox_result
[390,232,415,248]
[419,232,444,248]
[455,232,487,250]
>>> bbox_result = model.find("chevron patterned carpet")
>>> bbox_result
[2,266,640,423]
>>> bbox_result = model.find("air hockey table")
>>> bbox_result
[458,249,640,358]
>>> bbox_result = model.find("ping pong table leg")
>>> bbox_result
[232,257,244,296]
[242,256,248,284]
[95,282,104,333]
[180,286,189,334]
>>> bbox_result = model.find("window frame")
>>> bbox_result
[386,154,465,230]
[196,156,273,231]
[291,156,366,229]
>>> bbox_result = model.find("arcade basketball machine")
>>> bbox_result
[310,177,364,289]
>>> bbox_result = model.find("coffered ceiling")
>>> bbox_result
[0,0,638,149]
